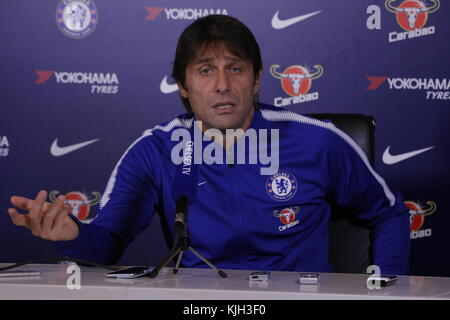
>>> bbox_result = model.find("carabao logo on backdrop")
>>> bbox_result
[405,200,436,240]
[56,0,98,39]
[34,70,119,94]
[366,1,440,43]
[385,0,439,42]
[0,136,10,157]
[49,190,100,223]
[270,64,323,107]
[145,7,228,21]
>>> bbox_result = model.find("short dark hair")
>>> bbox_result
[172,15,263,113]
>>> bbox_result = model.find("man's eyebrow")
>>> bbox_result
[193,56,243,65]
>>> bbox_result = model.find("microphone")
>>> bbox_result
[174,195,189,225]
[150,140,227,278]
[172,171,197,227]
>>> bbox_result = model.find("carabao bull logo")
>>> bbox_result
[385,0,440,31]
[273,206,300,225]
[270,64,323,97]
[49,190,100,220]
[404,200,436,231]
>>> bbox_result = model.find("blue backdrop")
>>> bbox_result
[1,0,449,277]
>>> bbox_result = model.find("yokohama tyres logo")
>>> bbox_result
[145,7,228,21]
[366,76,450,100]
[34,70,119,94]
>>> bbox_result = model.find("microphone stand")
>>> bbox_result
[148,200,227,279]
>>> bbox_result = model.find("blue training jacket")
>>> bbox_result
[58,104,410,274]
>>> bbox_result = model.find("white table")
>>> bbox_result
[0,263,449,300]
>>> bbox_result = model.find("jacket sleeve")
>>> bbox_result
[56,136,160,265]
[325,126,411,275]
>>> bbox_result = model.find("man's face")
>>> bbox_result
[178,46,261,132]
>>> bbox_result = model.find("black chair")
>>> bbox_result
[307,113,376,274]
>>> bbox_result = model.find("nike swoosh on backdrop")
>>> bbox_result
[382,146,435,165]
[160,75,179,94]
[271,10,322,30]
[50,138,100,157]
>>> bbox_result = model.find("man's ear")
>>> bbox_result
[253,70,262,95]
[178,82,188,98]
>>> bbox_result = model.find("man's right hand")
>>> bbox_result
[8,190,80,241]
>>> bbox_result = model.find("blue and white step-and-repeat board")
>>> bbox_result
[1,0,449,276]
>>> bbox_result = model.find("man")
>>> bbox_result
[7,15,410,274]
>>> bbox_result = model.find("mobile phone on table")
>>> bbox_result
[248,271,271,281]
[105,266,153,279]
[368,275,398,287]
[299,272,320,285]
[0,270,41,278]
